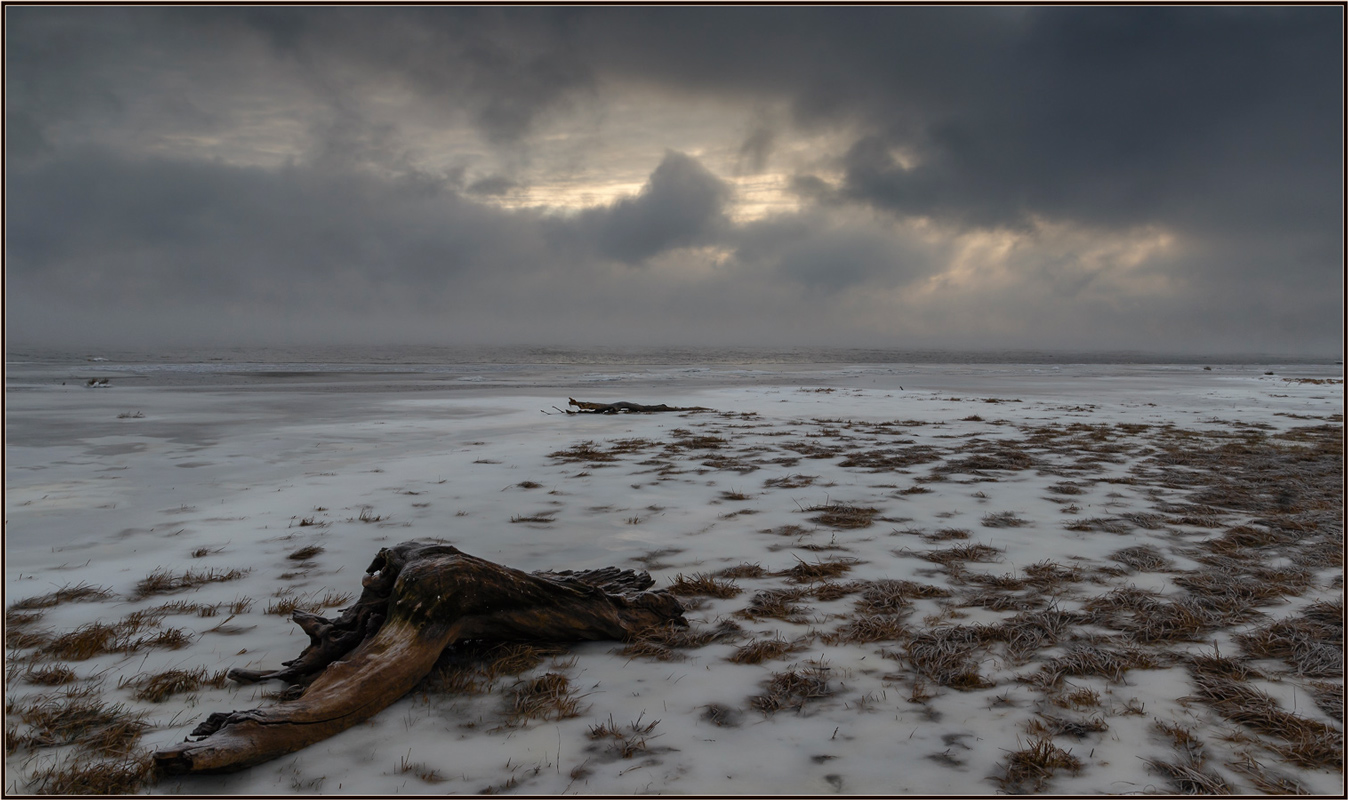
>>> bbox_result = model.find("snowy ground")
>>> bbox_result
[5,360,1343,794]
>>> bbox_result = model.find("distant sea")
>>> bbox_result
[5,343,1339,369]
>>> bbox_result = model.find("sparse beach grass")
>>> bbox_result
[4,368,1341,794]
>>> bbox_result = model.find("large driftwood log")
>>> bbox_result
[567,397,708,414]
[153,541,685,775]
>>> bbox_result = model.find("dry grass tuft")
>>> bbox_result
[1109,545,1172,572]
[1023,560,1084,588]
[904,626,997,690]
[1308,681,1343,719]
[26,752,155,795]
[287,545,325,561]
[667,572,742,599]
[39,617,191,661]
[1143,756,1233,794]
[14,694,149,755]
[587,713,661,758]
[10,583,114,611]
[121,667,229,702]
[921,543,1002,566]
[1047,481,1087,495]
[1028,713,1107,739]
[1225,752,1311,795]
[763,474,817,489]
[502,673,584,725]
[981,511,1029,528]
[779,556,859,584]
[133,567,248,599]
[997,608,1084,665]
[618,620,742,661]
[549,440,619,463]
[923,527,971,541]
[423,641,570,695]
[701,703,741,727]
[715,562,767,579]
[735,588,811,622]
[823,615,910,644]
[1034,645,1156,685]
[1236,605,1343,677]
[996,737,1082,793]
[1186,653,1262,682]
[749,661,833,713]
[1189,674,1344,770]
[23,666,79,686]
[729,636,807,665]
[806,503,879,529]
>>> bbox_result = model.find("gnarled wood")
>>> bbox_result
[567,397,708,413]
[153,542,685,774]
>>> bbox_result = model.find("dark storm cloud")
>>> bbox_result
[4,6,1341,353]
[231,6,596,145]
[575,151,731,265]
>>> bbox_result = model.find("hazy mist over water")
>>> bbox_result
[6,344,1341,370]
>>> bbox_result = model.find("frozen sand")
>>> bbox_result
[5,360,1343,794]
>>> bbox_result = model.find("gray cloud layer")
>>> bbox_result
[5,6,1342,354]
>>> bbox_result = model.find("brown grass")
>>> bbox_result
[133,567,248,599]
[26,753,155,795]
[1225,752,1311,795]
[422,641,570,696]
[805,503,879,529]
[1189,674,1343,770]
[921,543,1002,565]
[287,545,325,561]
[996,737,1082,793]
[1033,645,1156,686]
[23,666,79,686]
[39,617,191,661]
[1028,713,1107,739]
[729,636,807,665]
[735,588,811,622]
[715,562,767,579]
[923,527,971,541]
[903,626,997,690]
[981,511,1029,528]
[666,573,742,599]
[1236,601,1343,677]
[617,620,742,661]
[749,662,833,713]
[822,615,910,644]
[14,694,149,755]
[9,583,114,611]
[502,673,584,725]
[764,474,817,489]
[549,440,619,463]
[779,556,859,583]
[1110,545,1172,572]
[121,667,230,702]
[586,713,661,758]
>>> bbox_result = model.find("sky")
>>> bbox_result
[4,6,1343,355]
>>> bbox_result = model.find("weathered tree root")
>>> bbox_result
[153,541,685,774]
[567,397,709,413]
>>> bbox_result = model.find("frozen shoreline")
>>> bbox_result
[5,362,1343,794]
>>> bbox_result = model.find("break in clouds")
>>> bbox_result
[5,6,1343,354]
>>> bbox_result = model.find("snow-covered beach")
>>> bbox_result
[5,354,1343,794]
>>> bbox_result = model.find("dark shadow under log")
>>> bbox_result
[153,542,685,775]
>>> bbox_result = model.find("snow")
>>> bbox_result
[5,359,1343,794]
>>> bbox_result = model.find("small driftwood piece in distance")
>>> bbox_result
[153,541,685,775]
[567,397,709,414]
